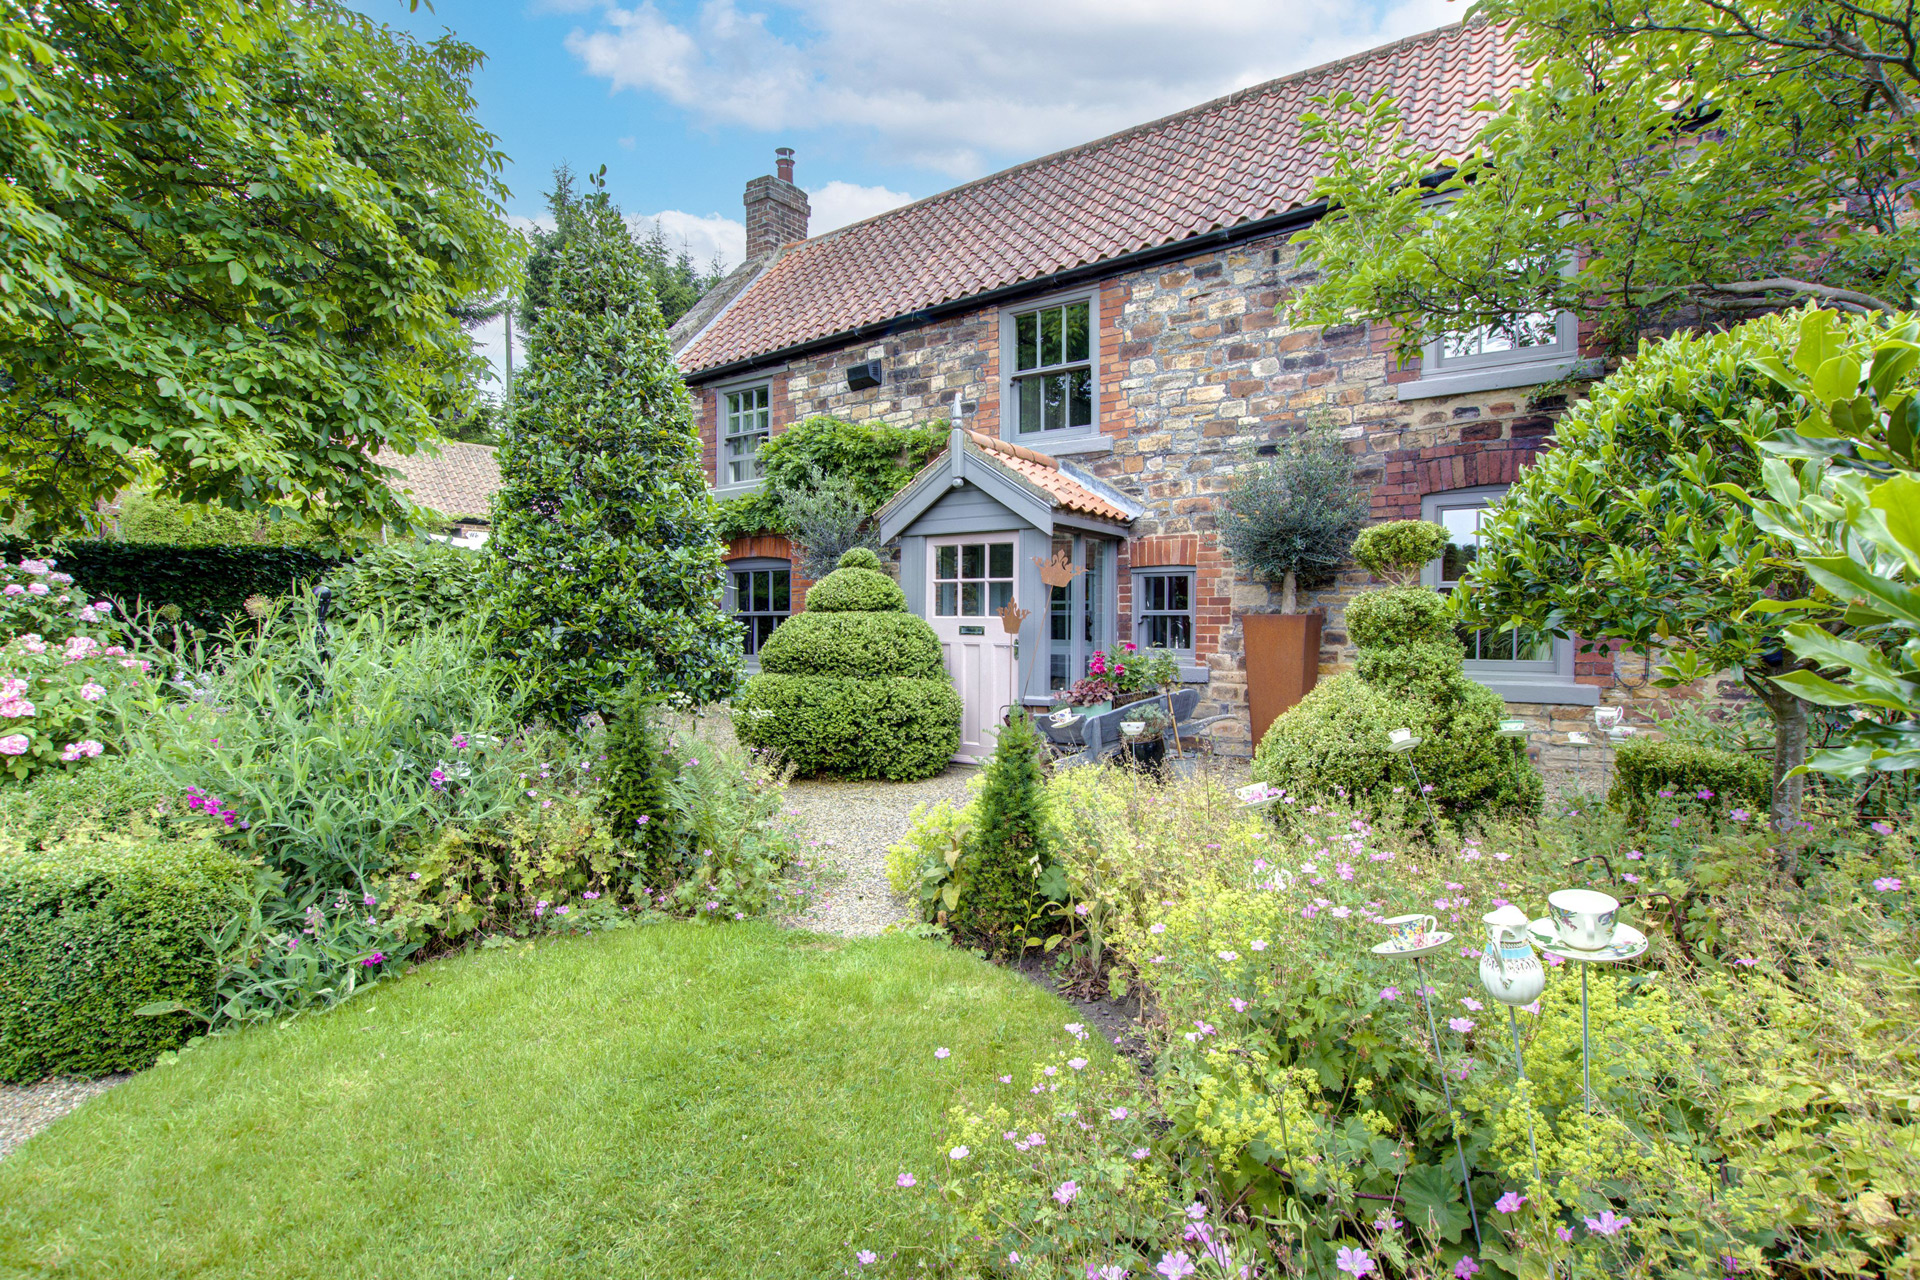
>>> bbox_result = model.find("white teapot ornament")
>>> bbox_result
[1479,904,1546,1007]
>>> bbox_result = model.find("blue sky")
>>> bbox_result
[360,0,1462,388]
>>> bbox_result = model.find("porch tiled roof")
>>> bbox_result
[963,431,1133,523]
[676,21,1523,375]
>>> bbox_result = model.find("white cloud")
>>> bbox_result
[806,179,913,234]
[635,209,746,270]
[563,0,1465,176]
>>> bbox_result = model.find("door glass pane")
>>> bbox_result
[936,583,958,616]
[961,582,983,615]
[960,543,983,580]
[989,581,1013,612]
[1083,542,1102,645]
[1050,652,1069,690]
[1016,312,1038,371]
[1064,302,1089,362]
[1040,307,1062,366]
[1050,583,1069,642]
[988,542,1012,579]
[936,545,958,580]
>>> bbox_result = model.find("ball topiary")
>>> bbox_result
[1351,520,1449,586]
[803,563,908,613]
[757,611,944,679]
[735,552,960,779]
[834,547,884,572]
[1254,582,1542,826]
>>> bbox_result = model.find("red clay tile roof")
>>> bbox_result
[677,21,1523,375]
[963,431,1135,523]
[374,441,502,522]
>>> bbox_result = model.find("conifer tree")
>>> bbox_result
[488,181,739,721]
[950,713,1055,953]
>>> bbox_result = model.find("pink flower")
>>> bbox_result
[1250,939,1267,951]
[1053,1180,1079,1205]
[1874,876,1903,892]
[1230,997,1248,1013]
[1557,1226,1575,1242]
[1335,1246,1376,1277]
[1455,1258,1480,1279]
[78,683,104,702]
[1156,1253,1197,1279]
[1585,1210,1631,1237]
[934,1047,950,1059]
[1871,821,1894,835]
[856,1250,876,1265]
[0,698,34,718]
[1449,1017,1475,1033]
[1495,1191,1526,1213]
[1,585,19,596]
[949,1146,969,1160]
[1379,986,1400,1001]
[26,582,47,596]
[1459,997,1483,1011]
[896,1173,916,1188]
[59,740,103,762]
[0,734,28,756]
[1131,1147,1148,1159]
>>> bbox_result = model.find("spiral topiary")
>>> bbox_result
[734,549,961,779]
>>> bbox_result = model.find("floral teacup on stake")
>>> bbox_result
[1381,913,1439,950]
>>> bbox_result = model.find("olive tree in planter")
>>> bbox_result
[1221,420,1370,744]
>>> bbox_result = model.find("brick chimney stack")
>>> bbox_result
[744,146,810,258]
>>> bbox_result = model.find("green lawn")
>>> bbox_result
[0,923,1093,1279]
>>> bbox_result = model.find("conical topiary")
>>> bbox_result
[734,549,961,779]
[486,184,739,722]
[946,711,1054,954]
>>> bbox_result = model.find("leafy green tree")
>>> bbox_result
[0,0,519,540]
[1220,417,1369,612]
[520,166,725,332]
[487,179,739,722]
[1451,314,1840,821]
[1286,0,1918,357]
[1739,310,1920,776]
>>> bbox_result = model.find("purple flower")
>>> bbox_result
[1459,997,1483,1011]
[1455,1258,1480,1279]
[583,891,600,900]
[896,1173,916,1188]
[1556,1226,1574,1243]
[1874,876,1903,892]
[856,1250,876,1266]
[934,1047,950,1059]
[1053,1180,1079,1205]
[1156,1254,1197,1279]
[1585,1210,1632,1237]
[363,894,376,907]
[362,952,386,967]
[1449,1017,1475,1033]
[1730,808,1750,822]
[1871,821,1894,835]
[1495,1191,1526,1213]
[1379,986,1399,1001]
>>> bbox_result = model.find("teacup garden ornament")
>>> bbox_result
[1479,904,1547,1007]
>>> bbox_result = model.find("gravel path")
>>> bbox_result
[783,764,979,936]
[0,1074,126,1162]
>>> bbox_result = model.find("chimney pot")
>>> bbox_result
[745,147,810,258]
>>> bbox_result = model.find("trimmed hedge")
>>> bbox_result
[0,839,246,1083]
[0,541,340,635]
[1610,737,1772,823]
[758,611,945,679]
[1346,587,1452,649]
[734,675,963,780]
[801,564,907,613]
[1352,520,1449,583]
[323,540,489,637]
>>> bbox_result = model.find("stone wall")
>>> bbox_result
[683,228,1704,777]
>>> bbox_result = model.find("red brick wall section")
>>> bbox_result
[1119,534,1230,663]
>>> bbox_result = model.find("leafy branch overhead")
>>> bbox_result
[0,0,521,541]
[1284,0,1920,359]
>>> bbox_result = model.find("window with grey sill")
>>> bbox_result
[721,383,771,488]
[728,559,790,660]
[1421,486,1597,705]
[1134,569,1194,653]
[1001,293,1104,453]
[1397,310,1597,400]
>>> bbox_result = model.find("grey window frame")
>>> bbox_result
[727,556,791,665]
[715,377,772,494]
[1132,567,1196,656]
[1420,486,1596,705]
[998,288,1108,457]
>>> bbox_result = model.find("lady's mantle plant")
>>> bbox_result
[487,181,739,723]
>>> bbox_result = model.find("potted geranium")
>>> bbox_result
[1221,417,1369,746]
[1052,674,1118,716]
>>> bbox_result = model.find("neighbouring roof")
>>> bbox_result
[676,21,1523,376]
[376,441,501,523]
[878,428,1145,541]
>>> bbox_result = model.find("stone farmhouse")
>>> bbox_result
[669,20,1639,767]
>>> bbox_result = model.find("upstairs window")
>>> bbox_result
[1009,299,1093,437]
[722,384,771,487]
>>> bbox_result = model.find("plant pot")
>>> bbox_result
[1121,736,1167,773]
[1075,700,1112,716]
[1244,611,1323,749]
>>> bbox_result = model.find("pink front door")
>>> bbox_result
[926,537,1018,763]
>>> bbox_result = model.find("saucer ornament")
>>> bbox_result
[1370,931,1454,959]
[1236,782,1284,809]
[1527,918,1650,963]
[1387,727,1421,754]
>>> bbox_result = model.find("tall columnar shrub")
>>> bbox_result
[597,684,680,892]
[947,712,1055,954]
[734,550,962,780]
[1253,586,1542,825]
[1220,418,1370,612]
[487,186,738,722]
